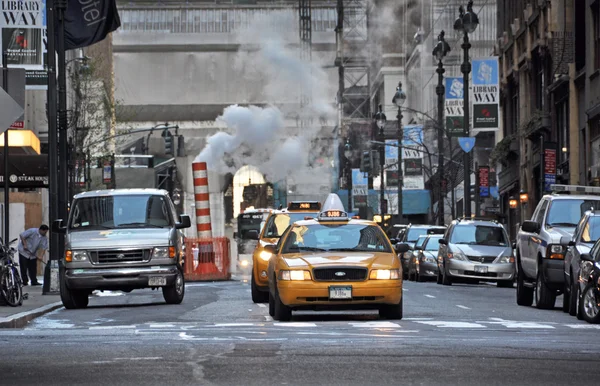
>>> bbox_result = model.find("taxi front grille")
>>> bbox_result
[467,255,497,264]
[312,268,367,281]
[90,249,150,264]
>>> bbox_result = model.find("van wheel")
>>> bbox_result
[251,272,268,303]
[535,267,556,309]
[60,269,89,309]
[163,268,185,305]
[516,260,533,306]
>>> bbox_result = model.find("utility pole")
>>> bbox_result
[433,30,450,225]
[2,51,9,244]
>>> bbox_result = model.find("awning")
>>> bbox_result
[0,130,41,155]
[0,155,48,188]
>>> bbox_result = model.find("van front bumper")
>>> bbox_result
[65,266,179,290]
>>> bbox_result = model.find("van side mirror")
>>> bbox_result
[176,214,192,229]
[52,219,66,234]
[521,220,540,234]
[560,236,575,247]
[247,230,260,240]
[264,244,277,254]
[438,238,447,245]
[395,243,410,253]
[581,253,593,262]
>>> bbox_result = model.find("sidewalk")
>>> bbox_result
[0,277,62,329]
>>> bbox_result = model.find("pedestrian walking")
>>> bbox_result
[18,225,49,286]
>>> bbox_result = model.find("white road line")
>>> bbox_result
[415,321,486,328]
[264,315,274,321]
[424,294,436,298]
[214,323,255,327]
[89,325,137,330]
[456,305,471,310]
[257,304,267,308]
[403,317,434,321]
[566,324,600,329]
[349,322,401,328]
[274,322,317,328]
[113,357,163,361]
[148,324,175,328]
[248,309,253,312]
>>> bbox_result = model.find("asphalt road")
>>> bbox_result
[2,274,600,386]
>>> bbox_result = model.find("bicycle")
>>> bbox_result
[0,238,24,307]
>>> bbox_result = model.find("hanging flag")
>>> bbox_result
[61,0,121,50]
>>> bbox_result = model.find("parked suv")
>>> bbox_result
[561,209,600,316]
[437,218,514,287]
[516,185,600,309]
[54,189,192,309]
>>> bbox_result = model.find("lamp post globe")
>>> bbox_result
[393,84,407,108]
[463,1,479,33]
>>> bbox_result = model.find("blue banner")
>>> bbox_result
[472,58,499,85]
[445,77,464,100]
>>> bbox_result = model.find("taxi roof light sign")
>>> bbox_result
[288,201,321,211]
[317,194,349,221]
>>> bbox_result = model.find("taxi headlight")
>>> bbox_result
[153,247,176,259]
[66,250,89,262]
[369,269,400,280]
[259,250,273,261]
[279,270,312,281]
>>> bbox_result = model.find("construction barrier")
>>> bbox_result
[184,237,231,281]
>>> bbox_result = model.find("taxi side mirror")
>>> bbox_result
[395,243,410,253]
[264,244,277,254]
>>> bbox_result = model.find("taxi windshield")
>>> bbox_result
[281,223,392,253]
[263,213,314,238]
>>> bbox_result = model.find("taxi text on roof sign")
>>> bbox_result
[317,194,349,221]
[287,201,321,211]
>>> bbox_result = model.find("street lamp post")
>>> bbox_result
[344,138,353,212]
[454,1,479,218]
[433,30,451,226]
[392,83,407,223]
[373,105,387,216]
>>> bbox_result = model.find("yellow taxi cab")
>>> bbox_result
[266,194,403,321]
[250,201,321,303]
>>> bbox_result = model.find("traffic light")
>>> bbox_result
[371,150,381,177]
[163,129,173,155]
[360,151,372,173]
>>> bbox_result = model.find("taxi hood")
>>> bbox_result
[67,228,171,249]
[283,252,396,269]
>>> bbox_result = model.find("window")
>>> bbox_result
[533,200,548,223]
[424,237,442,251]
[594,3,600,70]
[535,54,545,111]
[263,213,310,238]
[281,224,392,253]
[449,225,508,247]
[546,200,600,227]
[69,195,172,230]
[415,236,427,249]
[581,217,600,243]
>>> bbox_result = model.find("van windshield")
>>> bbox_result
[69,195,172,230]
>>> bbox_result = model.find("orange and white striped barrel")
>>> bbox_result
[192,162,212,239]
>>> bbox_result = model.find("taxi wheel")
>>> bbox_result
[273,285,292,321]
[379,297,403,320]
[251,272,269,303]
[268,291,275,317]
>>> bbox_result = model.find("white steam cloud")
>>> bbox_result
[195,12,336,186]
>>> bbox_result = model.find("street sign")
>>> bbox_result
[0,88,24,134]
[458,137,476,153]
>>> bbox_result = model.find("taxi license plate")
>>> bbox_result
[474,265,488,274]
[329,286,352,300]
[149,277,167,286]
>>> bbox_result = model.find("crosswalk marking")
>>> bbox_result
[424,294,436,298]
[349,322,400,328]
[274,322,317,328]
[456,305,470,310]
[565,324,600,329]
[415,321,486,328]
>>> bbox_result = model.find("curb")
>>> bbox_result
[0,302,63,329]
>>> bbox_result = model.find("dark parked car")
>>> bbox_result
[395,224,446,279]
[407,234,442,282]
[575,242,600,324]
[561,210,600,316]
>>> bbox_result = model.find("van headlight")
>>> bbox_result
[153,247,175,259]
[65,250,89,262]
